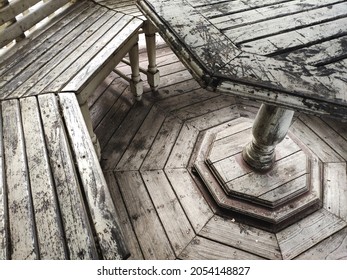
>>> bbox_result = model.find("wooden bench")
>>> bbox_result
[0,0,162,259]
[0,93,129,259]
[0,0,160,156]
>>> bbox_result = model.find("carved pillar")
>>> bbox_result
[242,104,294,172]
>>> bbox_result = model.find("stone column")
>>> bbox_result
[242,104,294,172]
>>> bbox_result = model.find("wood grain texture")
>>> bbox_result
[38,93,98,259]
[116,171,175,259]
[20,96,66,259]
[179,236,264,260]
[59,92,129,260]
[323,162,347,221]
[0,105,7,260]
[104,171,144,259]
[295,227,347,260]
[200,216,282,259]
[277,209,347,259]
[142,170,195,255]
[2,99,37,259]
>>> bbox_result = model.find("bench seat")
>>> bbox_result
[0,93,129,259]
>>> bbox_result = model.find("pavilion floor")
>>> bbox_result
[89,38,347,260]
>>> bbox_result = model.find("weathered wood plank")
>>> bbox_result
[0,0,41,24]
[225,2,347,44]
[59,92,128,260]
[323,163,347,221]
[60,16,142,94]
[277,209,347,259]
[295,227,347,260]
[299,114,347,161]
[25,9,121,96]
[200,215,282,259]
[242,17,347,55]
[100,98,152,170]
[0,105,7,260]
[0,1,89,79]
[20,96,66,259]
[0,3,104,96]
[290,119,345,163]
[225,151,308,198]
[38,93,98,260]
[2,99,37,259]
[141,115,183,171]
[186,105,240,131]
[142,170,195,255]
[321,116,347,141]
[104,171,144,260]
[116,171,175,259]
[116,106,166,171]
[179,236,264,260]
[0,0,71,48]
[165,168,213,233]
[165,123,199,169]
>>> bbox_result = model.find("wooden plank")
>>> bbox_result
[299,114,347,161]
[20,96,66,259]
[211,0,342,29]
[208,128,252,163]
[0,0,71,48]
[0,3,104,96]
[179,236,264,260]
[277,35,347,66]
[0,0,41,24]
[142,170,195,255]
[165,123,199,169]
[321,116,347,141]
[295,227,347,260]
[100,98,152,170]
[60,15,142,93]
[200,215,282,259]
[186,105,240,131]
[59,92,129,260]
[0,0,89,78]
[116,171,175,259]
[225,2,347,44]
[116,106,166,171]
[0,104,8,260]
[224,151,308,198]
[38,93,98,260]
[242,17,347,55]
[277,209,347,259]
[323,163,347,221]
[19,9,119,97]
[290,119,345,163]
[2,99,37,259]
[165,168,213,233]
[141,115,183,171]
[104,171,144,260]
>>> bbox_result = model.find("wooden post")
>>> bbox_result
[129,42,143,101]
[143,21,160,91]
[242,104,294,172]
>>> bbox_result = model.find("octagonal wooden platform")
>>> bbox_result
[89,39,347,260]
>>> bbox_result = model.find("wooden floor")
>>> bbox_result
[88,38,347,260]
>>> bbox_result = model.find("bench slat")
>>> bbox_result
[0,3,104,96]
[0,107,8,260]
[0,0,88,72]
[2,99,37,259]
[61,16,142,95]
[20,96,66,259]
[38,93,99,259]
[59,92,129,260]
[0,0,41,24]
[0,0,71,48]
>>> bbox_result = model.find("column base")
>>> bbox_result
[193,119,322,233]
